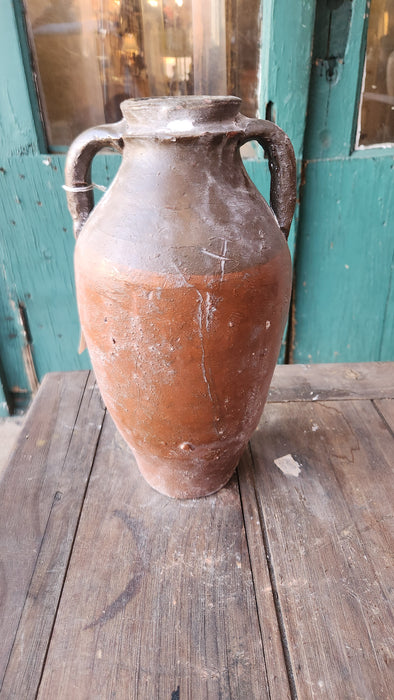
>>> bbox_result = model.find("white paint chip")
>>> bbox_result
[167,119,193,132]
[274,454,302,477]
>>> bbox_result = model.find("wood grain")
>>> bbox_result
[0,372,86,684]
[37,413,277,700]
[0,371,105,697]
[248,398,394,699]
[269,362,394,402]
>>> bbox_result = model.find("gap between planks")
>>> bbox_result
[36,389,107,696]
[238,451,295,700]
[268,362,394,403]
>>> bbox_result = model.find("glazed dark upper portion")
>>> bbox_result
[65,95,296,252]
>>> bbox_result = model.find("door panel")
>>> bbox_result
[293,0,394,363]
[255,0,316,361]
[293,154,394,362]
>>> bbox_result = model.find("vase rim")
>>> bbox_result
[120,95,243,135]
[121,95,241,109]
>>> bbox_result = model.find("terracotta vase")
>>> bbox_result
[65,96,296,499]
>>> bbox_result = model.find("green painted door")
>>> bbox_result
[292,0,394,363]
[0,0,392,415]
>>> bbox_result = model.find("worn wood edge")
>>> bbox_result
[0,373,105,699]
[268,362,394,402]
[373,398,394,434]
[237,449,293,700]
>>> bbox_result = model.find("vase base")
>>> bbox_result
[133,450,241,500]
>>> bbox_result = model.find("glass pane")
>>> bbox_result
[358,0,394,146]
[23,0,261,147]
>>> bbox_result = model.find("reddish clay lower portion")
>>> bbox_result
[76,246,291,498]
[134,449,241,499]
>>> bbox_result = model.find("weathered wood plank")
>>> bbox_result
[248,399,394,699]
[0,372,87,685]
[0,370,105,696]
[37,414,277,699]
[268,361,394,402]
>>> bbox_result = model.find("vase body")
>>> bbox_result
[66,96,295,499]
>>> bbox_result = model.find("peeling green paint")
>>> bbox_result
[0,153,123,404]
[0,0,41,156]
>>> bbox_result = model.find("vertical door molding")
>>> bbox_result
[0,0,46,156]
[303,0,369,159]
[260,0,317,162]
[250,0,316,361]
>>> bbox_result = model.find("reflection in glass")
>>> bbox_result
[23,0,261,147]
[358,0,394,146]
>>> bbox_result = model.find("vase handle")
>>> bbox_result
[64,120,125,238]
[238,117,296,239]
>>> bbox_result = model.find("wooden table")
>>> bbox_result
[1,363,393,699]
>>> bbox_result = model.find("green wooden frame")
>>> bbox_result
[0,0,44,157]
[304,0,394,160]
[304,0,369,159]
[249,0,316,361]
